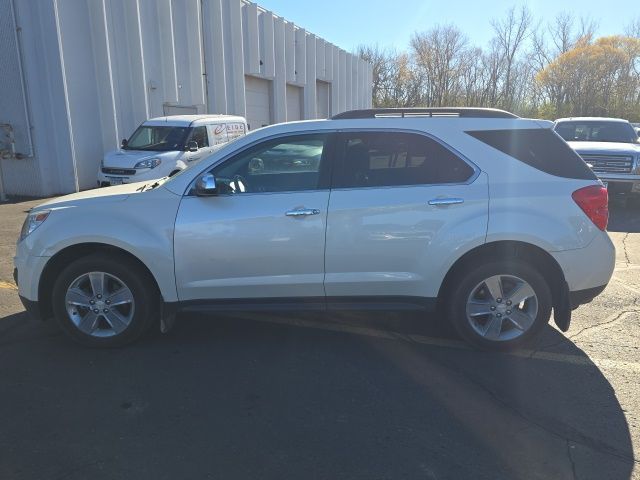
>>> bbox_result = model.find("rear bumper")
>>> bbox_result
[551,232,615,292]
[569,284,607,309]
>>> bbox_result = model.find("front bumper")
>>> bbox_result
[14,244,51,303]
[19,294,44,321]
[97,168,163,187]
[596,173,640,194]
[14,267,44,321]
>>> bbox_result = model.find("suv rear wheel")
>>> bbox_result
[447,260,552,350]
[51,253,158,347]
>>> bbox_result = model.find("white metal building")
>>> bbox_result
[0,0,372,197]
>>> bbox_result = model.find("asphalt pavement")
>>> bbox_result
[0,197,638,479]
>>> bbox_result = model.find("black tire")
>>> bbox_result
[51,253,159,347]
[446,259,552,351]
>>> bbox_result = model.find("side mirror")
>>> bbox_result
[121,138,128,148]
[195,173,217,196]
[187,141,199,152]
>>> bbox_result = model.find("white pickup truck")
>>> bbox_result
[97,115,247,187]
[555,117,640,199]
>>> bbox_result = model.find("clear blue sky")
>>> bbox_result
[257,0,638,51]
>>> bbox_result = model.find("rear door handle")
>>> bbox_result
[285,208,320,217]
[428,197,464,206]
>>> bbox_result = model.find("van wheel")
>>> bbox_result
[446,260,552,350]
[51,253,158,347]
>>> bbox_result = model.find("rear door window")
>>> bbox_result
[466,128,597,180]
[333,132,474,188]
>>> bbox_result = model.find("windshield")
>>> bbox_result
[554,121,637,143]
[125,125,189,151]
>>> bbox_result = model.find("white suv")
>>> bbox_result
[14,108,615,350]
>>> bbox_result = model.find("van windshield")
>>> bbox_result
[125,126,190,151]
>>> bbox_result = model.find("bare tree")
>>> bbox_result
[490,6,533,109]
[356,46,423,107]
[356,44,391,107]
[626,17,640,38]
[355,9,640,121]
[410,25,468,106]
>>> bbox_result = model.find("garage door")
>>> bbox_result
[286,84,303,121]
[245,76,272,130]
[316,81,330,119]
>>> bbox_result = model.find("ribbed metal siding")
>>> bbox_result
[0,0,30,156]
[4,0,372,195]
[0,0,42,196]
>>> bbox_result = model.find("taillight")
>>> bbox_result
[572,185,609,231]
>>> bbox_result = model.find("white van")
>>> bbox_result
[97,115,247,186]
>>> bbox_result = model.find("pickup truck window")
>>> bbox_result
[555,121,637,144]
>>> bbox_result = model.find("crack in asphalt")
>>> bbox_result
[533,309,640,353]
[621,233,631,265]
[567,310,640,341]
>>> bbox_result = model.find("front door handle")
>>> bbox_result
[428,197,464,206]
[285,208,320,217]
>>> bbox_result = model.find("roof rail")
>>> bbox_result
[331,107,519,120]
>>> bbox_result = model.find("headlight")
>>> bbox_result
[20,210,51,241]
[134,158,161,169]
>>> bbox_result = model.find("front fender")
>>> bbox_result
[27,187,181,302]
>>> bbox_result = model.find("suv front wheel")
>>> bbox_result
[447,260,552,350]
[51,253,158,347]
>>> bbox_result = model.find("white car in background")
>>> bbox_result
[15,108,615,351]
[97,115,247,186]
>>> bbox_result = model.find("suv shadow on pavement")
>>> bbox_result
[0,308,634,479]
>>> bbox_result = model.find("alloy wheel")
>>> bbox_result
[465,274,538,342]
[64,271,135,338]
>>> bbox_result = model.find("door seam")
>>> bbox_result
[322,188,332,301]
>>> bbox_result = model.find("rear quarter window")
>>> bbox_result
[466,128,597,180]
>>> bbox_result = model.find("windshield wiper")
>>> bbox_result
[135,176,168,193]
